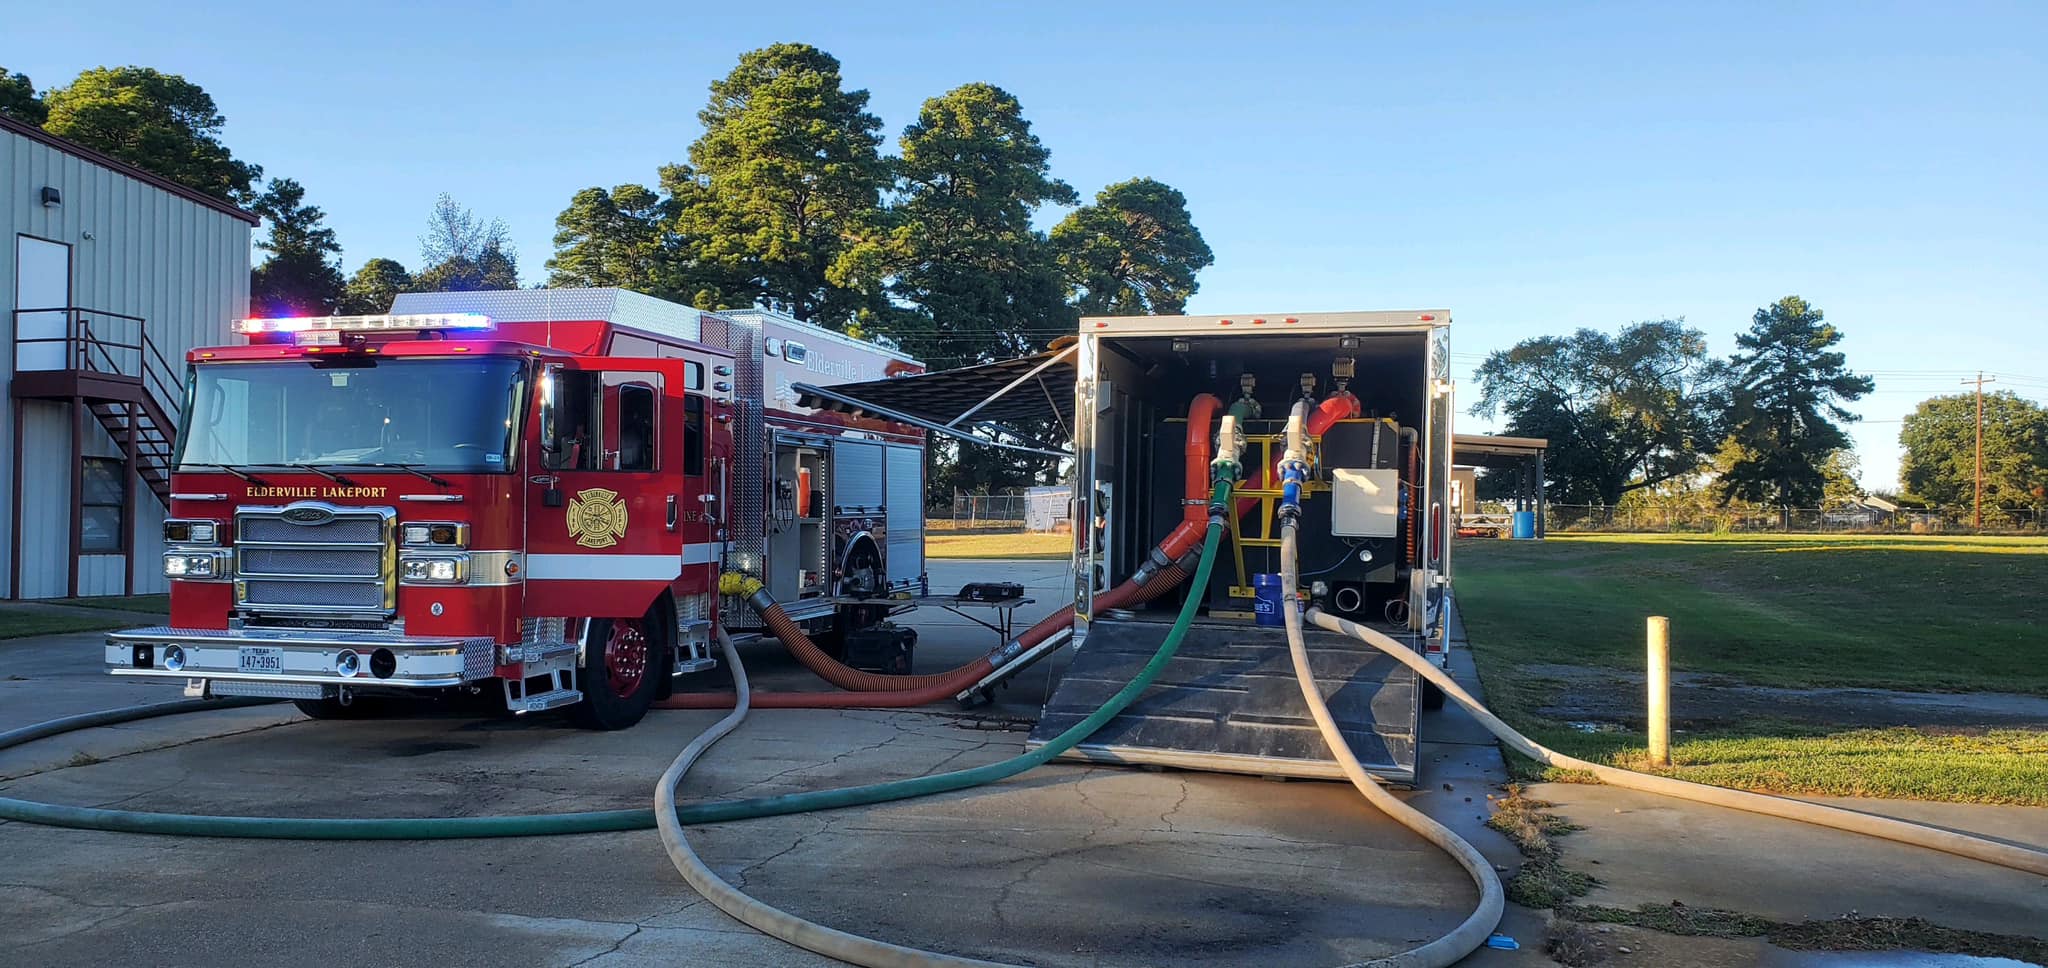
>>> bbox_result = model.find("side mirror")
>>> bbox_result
[537,363,565,506]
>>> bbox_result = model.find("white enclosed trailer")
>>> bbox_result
[795,309,1457,782]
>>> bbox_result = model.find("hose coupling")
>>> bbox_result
[719,571,764,598]
[988,638,1026,665]
[1276,458,1309,521]
[745,588,777,615]
[1130,547,1175,586]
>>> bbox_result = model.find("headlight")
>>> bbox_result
[400,555,468,584]
[163,552,223,578]
[164,519,219,545]
[402,522,468,547]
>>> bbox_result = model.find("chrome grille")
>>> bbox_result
[241,547,382,577]
[240,516,382,544]
[235,504,395,614]
[240,579,387,608]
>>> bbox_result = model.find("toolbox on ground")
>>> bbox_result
[957,581,1025,602]
[844,625,917,676]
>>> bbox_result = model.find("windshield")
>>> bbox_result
[175,357,528,473]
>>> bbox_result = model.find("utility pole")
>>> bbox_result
[1963,372,1996,529]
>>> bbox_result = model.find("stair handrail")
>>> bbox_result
[60,308,182,428]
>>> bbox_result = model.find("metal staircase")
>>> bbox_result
[85,390,176,504]
[11,307,182,505]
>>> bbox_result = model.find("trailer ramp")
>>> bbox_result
[1027,617,1419,784]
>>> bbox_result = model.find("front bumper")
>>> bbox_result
[105,626,497,689]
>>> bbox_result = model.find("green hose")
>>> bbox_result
[0,699,657,838]
[671,480,1231,827]
[0,482,1232,841]
[650,483,1231,968]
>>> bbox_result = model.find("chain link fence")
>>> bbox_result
[1532,504,2044,535]
[930,488,1073,533]
[931,493,1026,532]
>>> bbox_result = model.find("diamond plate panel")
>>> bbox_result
[462,637,496,680]
[707,313,767,576]
[211,679,328,700]
[390,288,703,342]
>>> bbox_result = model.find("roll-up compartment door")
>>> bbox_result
[833,439,885,513]
[885,444,924,584]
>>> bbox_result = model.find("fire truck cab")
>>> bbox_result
[106,288,925,730]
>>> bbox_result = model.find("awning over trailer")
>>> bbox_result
[1452,433,1548,466]
[795,344,1076,458]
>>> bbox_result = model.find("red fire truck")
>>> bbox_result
[104,288,926,729]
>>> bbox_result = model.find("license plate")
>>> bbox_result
[238,646,285,674]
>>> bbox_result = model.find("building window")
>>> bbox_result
[79,457,127,553]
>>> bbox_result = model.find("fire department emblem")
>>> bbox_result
[566,487,628,549]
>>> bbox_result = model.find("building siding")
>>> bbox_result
[3,126,251,598]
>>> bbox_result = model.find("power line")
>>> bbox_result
[1963,372,1997,529]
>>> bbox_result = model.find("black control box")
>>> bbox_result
[957,581,1025,602]
[844,624,917,676]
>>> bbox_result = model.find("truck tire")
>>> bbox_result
[569,613,665,730]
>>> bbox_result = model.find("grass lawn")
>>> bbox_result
[51,594,170,613]
[1456,532,2048,805]
[925,531,1072,560]
[0,594,169,641]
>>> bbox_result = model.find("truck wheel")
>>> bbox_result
[1421,681,1447,711]
[569,613,665,730]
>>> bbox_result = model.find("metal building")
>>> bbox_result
[3,115,255,598]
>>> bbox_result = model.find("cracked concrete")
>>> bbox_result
[0,559,1535,966]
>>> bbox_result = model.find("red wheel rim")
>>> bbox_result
[604,622,648,696]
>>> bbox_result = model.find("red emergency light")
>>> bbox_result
[235,313,496,342]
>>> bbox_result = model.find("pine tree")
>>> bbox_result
[1718,296,1874,506]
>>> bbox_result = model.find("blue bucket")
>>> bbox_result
[1512,510,1537,539]
[1252,573,1287,627]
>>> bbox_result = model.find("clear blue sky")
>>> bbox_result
[15,1,2046,491]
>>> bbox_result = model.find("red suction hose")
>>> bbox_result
[656,393,1227,712]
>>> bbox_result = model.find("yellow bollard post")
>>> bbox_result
[1647,615,1671,767]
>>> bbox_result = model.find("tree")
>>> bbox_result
[546,185,672,293]
[1718,296,1874,506]
[0,66,45,125]
[1898,391,2048,510]
[1470,320,1726,505]
[410,244,518,292]
[248,178,344,316]
[339,258,413,314]
[1820,449,1865,507]
[419,193,512,268]
[42,67,260,203]
[412,195,519,291]
[676,43,889,326]
[860,83,1080,496]
[1052,177,1213,315]
[875,82,1077,365]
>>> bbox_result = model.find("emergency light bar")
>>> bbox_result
[235,313,495,335]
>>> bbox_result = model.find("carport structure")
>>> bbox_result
[1453,433,1548,537]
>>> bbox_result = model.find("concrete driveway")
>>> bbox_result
[0,559,1536,967]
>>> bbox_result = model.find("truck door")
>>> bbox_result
[526,358,704,620]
